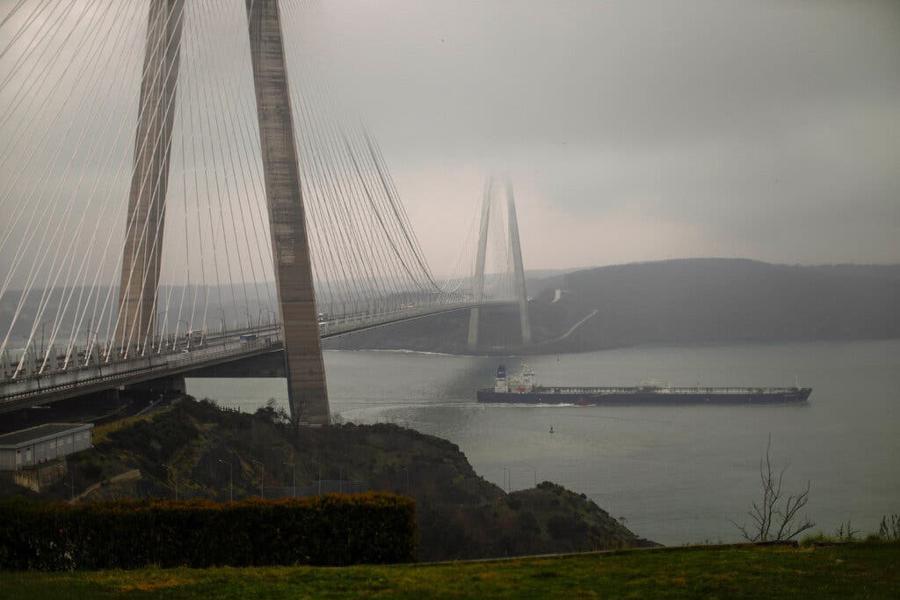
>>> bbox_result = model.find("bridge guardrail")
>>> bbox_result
[0,298,507,408]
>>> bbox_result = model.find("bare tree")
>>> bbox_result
[732,436,815,542]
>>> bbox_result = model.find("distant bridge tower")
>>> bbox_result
[246,0,329,425]
[466,178,494,351]
[506,181,532,345]
[116,0,184,349]
[466,178,531,351]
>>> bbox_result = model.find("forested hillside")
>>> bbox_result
[327,259,900,354]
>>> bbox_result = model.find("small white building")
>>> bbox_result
[0,423,93,471]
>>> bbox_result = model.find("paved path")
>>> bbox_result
[71,468,141,503]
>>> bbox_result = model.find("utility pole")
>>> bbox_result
[524,464,537,487]
[284,461,296,497]
[254,460,264,498]
[163,465,178,500]
[399,466,410,495]
[218,458,232,502]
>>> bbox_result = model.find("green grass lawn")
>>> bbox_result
[1,542,898,599]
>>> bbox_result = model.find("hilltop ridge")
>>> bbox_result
[325,258,900,354]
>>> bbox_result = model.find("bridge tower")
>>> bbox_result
[245,0,329,425]
[466,178,493,351]
[116,0,184,350]
[466,178,531,351]
[506,181,532,345]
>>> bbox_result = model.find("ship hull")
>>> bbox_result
[476,387,811,405]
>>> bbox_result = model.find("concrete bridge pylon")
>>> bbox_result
[466,177,531,351]
[118,0,329,425]
[506,180,532,345]
[116,0,185,350]
[245,0,329,425]
[466,178,494,351]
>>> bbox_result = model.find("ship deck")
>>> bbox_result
[529,385,810,395]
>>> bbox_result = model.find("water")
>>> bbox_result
[187,339,900,545]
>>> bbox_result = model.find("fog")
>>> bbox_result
[315,0,900,272]
[1,0,898,284]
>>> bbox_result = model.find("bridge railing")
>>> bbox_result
[0,323,281,383]
[0,297,511,410]
[0,296,501,385]
[0,333,284,405]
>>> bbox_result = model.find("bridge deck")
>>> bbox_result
[0,302,505,414]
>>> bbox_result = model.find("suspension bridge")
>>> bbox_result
[0,1,531,424]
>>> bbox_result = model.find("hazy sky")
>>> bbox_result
[307,0,900,273]
[1,0,899,286]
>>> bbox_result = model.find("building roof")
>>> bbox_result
[0,423,92,449]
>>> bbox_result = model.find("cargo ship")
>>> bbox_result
[477,365,811,405]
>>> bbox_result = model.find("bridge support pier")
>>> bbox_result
[246,0,329,425]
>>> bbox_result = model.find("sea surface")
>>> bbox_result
[186,339,900,545]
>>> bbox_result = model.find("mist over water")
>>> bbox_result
[187,339,900,545]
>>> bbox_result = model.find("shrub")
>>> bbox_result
[878,515,900,541]
[0,493,415,571]
[547,515,586,540]
[516,511,541,535]
[731,437,814,542]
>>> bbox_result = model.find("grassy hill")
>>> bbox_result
[2,542,897,599]
[0,398,652,561]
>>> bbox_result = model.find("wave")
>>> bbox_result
[488,403,578,408]
[327,348,463,358]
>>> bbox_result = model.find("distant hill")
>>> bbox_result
[6,259,897,355]
[326,258,900,354]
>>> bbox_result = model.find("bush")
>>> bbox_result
[547,515,586,540]
[878,515,900,541]
[0,493,415,571]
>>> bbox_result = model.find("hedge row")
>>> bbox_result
[0,493,416,570]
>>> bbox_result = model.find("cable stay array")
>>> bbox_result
[0,0,519,385]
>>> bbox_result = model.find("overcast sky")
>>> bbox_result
[305,0,900,273]
[1,0,898,286]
